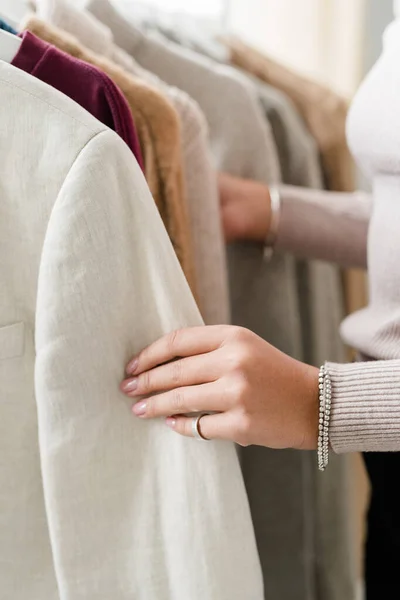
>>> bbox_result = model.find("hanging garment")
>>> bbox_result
[253,82,322,188]
[248,81,347,361]
[223,37,355,193]
[233,72,353,600]
[83,0,304,359]
[248,81,355,600]
[112,66,231,326]
[12,30,143,169]
[133,12,348,362]
[21,16,197,298]
[140,4,347,360]
[212,53,356,600]
[34,0,230,325]
[123,13,355,598]
[40,2,355,597]
[0,60,263,600]
[86,0,282,184]
[139,13,230,64]
[158,87,231,325]
[222,39,368,344]
[135,18,317,186]
[139,15,343,352]
[223,40,365,352]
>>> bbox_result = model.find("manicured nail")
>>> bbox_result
[132,401,147,416]
[166,418,177,429]
[122,378,138,393]
[126,358,138,375]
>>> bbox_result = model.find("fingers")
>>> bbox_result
[121,353,220,398]
[131,383,229,418]
[126,326,230,376]
[166,412,235,442]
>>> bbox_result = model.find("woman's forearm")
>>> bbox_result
[219,174,372,268]
[276,185,372,269]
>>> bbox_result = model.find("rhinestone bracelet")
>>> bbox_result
[318,365,332,471]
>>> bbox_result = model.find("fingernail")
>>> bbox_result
[132,401,147,416]
[166,418,176,429]
[122,378,138,394]
[126,358,138,375]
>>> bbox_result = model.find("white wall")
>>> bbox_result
[228,0,325,80]
[118,0,225,18]
[0,0,27,22]
[227,0,366,97]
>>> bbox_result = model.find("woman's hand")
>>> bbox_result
[121,326,319,450]
[219,173,272,242]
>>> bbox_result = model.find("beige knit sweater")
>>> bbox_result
[225,37,355,193]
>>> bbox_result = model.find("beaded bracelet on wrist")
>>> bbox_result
[318,364,332,471]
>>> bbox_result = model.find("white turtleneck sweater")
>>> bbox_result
[275,18,400,453]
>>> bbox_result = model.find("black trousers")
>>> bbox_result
[363,452,400,598]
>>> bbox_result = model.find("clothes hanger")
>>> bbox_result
[0,28,21,63]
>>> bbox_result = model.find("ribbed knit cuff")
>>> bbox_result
[326,360,400,453]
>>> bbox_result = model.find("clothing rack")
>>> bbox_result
[0,2,360,599]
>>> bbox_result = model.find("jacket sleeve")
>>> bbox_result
[34,130,263,600]
[276,184,372,268]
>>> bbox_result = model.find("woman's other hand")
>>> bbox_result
[121,326,319,451]
[219,173,272,242]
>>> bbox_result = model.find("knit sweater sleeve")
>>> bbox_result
[276,185,372,268]
[327,360,400,453]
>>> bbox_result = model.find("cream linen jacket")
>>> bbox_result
[0,62,263,599]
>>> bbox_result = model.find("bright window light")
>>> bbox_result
[117,0,226,19]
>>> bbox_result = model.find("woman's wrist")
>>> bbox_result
[297,365,320,451]
[248,181,273,242]
[219,173,272,243]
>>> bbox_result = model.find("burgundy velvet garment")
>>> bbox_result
[13,31,144,170]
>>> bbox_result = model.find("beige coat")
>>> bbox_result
[224,37,355,193]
